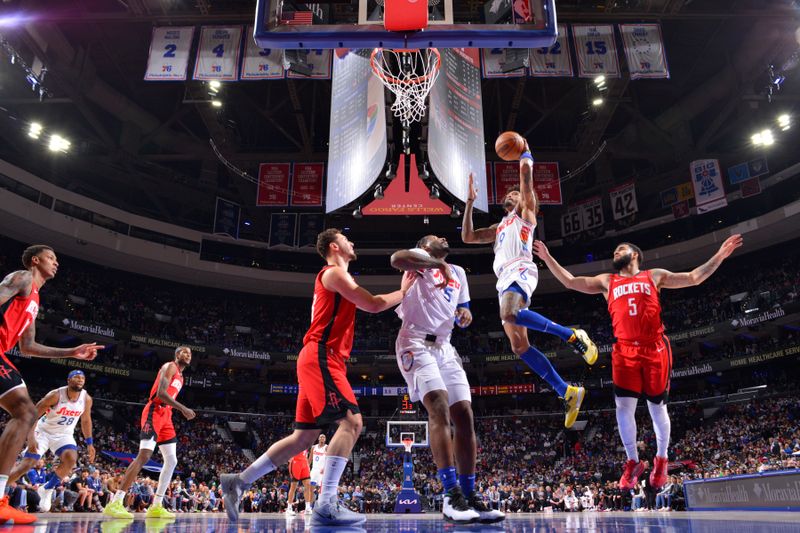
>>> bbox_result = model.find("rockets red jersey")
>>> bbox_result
[607,270,664,343]
[0,281,40,365]
[302,266,356,357]
[147,362,184,407]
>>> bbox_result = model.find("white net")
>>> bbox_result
[371,48,441,127]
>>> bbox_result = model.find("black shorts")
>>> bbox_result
[0,361,26,400]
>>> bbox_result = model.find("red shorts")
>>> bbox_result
[612,336,672,403]
[140,402,177,444]
[290,458,311,481]
[295,342,359,429]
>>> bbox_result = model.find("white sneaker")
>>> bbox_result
[220,473,248,522]
[304,506,313,514]
[285,506,296,516]
[311,500,366,526]
[467,493,505,524]
[38,487,54,513]
[443,486,480,524]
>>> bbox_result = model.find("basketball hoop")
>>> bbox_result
[401,437,414,453]
[371,47,441,127]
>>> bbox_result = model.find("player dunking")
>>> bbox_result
[7,370,96,512]
[222,228,414,526]
[391,235,505,524]
[534,235,743,489]
[0,245,102,524]
[461,145,598,428]
[285,451,313,516]
[104,346,195,519]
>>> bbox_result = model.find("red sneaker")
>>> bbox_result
[0,495,37,524]
[619,459,648,490]
[650,456,669,489]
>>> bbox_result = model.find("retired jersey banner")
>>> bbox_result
[257,163,290,206]
[740,177,762,198]
[572,24,620,78]
[193,26,243,81]
[286,49,332,79]
[144,27,194,81]
[619,24,670,80]
[268,213,297,248]
[241,26,284,80]
[530,24,573,77]
[561,196,603,237]
[690,159,728,213]
[213,197,240,238]
[533,162,562,205]
[481,48,527,78]
[660,182,693,208]
[290,163,324,206]
[609,181,638,220]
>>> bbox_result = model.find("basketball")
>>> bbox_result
[495,131,526,161]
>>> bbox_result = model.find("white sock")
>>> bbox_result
[615,396,639,462]
[113,490,126,502]
[319,456,348,504]
[647,400,671,458]
[155,443,178,507]
[240,452,276,484]
[0,475,7,496]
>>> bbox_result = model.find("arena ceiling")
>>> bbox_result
[0,0,799,244]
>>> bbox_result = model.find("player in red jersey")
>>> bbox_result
[0,245,102,524]
[222,228,415,527]
[104,346,195,519]
[285,451,313,516]
[534,235,742,490]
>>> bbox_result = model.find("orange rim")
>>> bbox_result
[371,48,441,86]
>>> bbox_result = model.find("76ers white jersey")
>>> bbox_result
[396,249,470,337]
[37,387,86,436]
[493,212,537,276]
[311,444,327,472]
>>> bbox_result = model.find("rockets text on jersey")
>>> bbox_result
[607,270,665,342]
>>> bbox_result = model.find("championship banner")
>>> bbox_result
[193,26,243,81]
[144,27,194,81]
[213,197,240,238]
[530,24,574,77]
[619,24,670,80]
[561,196,603,237]
[481,48,527,78]
[241,25,284,80]
[257,163,290,206]
[660,182,693,208]
[268,213,297,248]
[286,49,332,79]
[690,159,728,213]
[493,162,520,202]
[572,24,620,78]
[290,163,324,206]
[609,181,638,220]
[533,162,562,205]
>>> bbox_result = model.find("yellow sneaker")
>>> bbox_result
[563,385,585,429]
[100,518,133,533]
[145,503,176,519]
[103,499,134,519]
[568,329,598,365]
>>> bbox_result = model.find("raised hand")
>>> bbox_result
[467,173,477,203]
[717,234,743,260]
[71,343,104,361]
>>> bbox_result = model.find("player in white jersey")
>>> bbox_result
[391,235,504,524]
[309,433,327,488]
[461,141,598,428]
[8,370,95,511]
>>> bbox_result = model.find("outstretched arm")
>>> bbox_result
[18,321,104,359]
[519,141,538,223]
[533,240,610,295]
[651,234,743,289]
[322,267,416,313]
[461,173,498,244]
[390,250,452,288]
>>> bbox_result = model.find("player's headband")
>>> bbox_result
[68,370,85,379]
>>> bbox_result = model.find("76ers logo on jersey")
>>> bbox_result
[520,226,531,244]
[401,351,414,372]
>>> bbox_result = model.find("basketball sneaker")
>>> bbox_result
[304,505,313,515]
[103,499,134,519]
[562,385,585,428]
[285,505,296,516]
[220,473,248,522]
[467,493,505,524]
[650,456,669,489]
[568,329,598,365]
[619,459,648,490]
[37,486,54,512]
[0,495,36,524]
[310,499,366,526]
[145,503,176,519]
[442,486,480,524]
